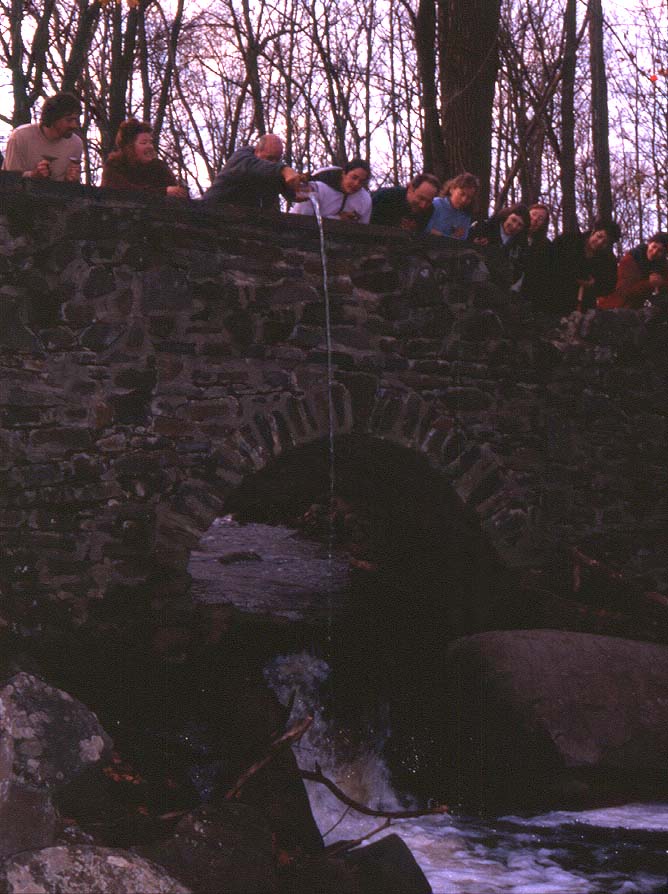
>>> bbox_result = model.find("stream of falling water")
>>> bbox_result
[309,190,337,646]
[265,651,668,894]
[308,191,336,534]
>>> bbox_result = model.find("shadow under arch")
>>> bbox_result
[219,432,513,662]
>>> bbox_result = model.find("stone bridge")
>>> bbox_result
[1,175,667,638]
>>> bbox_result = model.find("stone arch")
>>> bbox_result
[143,382,515,645]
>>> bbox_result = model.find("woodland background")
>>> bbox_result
[1,0,666,245]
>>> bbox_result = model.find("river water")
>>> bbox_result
[190,517,668,893]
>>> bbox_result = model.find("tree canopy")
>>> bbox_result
[0,0,665,242]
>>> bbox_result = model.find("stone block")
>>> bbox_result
[344,834,431,894]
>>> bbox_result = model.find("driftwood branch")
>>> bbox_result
[225,715,313,801]
[300,763,448,819]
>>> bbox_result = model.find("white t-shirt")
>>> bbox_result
[291,180,372,223]
[2,123,83,181]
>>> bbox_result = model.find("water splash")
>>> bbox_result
[264,651,405,842]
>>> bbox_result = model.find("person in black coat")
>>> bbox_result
[469,203,530,288]
[371,173,440,232]
[551,219,621,313]
[521,203,554,308]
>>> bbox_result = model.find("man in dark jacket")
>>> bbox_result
[597,232,668,309]
[370,173,440,232]
[203,134,304,210]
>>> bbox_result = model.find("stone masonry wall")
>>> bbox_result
[1,174,667,633]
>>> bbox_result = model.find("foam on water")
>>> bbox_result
[503,803,668,832]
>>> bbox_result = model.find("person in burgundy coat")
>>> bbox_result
[597,232,668,309]
[102,118,188,198]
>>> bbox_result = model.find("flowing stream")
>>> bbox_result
[190,518,668,894]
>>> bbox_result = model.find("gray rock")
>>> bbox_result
[0,846,191,893]
[0,673,112,789]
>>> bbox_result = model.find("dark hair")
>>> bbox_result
[529,202,551,236]
[409,173,441,192]
[590,218,621,242]
[530,202,550,217]
[497,203,530,228]
[343,158,371,179]
[648,232,668,247]
[40,92,81,128]
[443,172,480,195]
[115,118,152,151]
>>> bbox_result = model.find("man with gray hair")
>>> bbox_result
[203,134,306,210]
[2,92,82,182]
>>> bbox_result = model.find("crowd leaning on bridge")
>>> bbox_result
[3,91,668,316]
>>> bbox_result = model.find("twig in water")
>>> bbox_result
[299,763,448,819]
[224,715,313,800]
[322,805,351,839]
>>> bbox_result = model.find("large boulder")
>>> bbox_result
[0,672,112,789]
[0,846,191,893]
[0,674,112,858]
[442,629,668,810]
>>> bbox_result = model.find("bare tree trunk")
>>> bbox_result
[241,0,267,135]
[588,0,612,222]
[153,0,185,141]
[413,0,443,175]
[137,7,152,122]
[103,1,140,157]
[439,0,501,209]
[61,0,101,94]
[7,0,57,126]
[389,0,400,181]
[560,0,578,232]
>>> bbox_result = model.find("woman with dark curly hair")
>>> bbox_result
[468,203,530,288]
[101,119,188,198]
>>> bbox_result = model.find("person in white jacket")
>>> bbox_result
[291,159,371,223]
